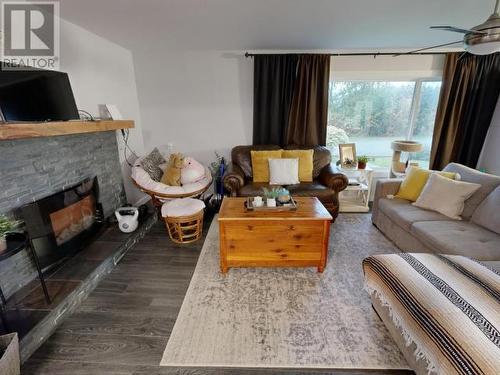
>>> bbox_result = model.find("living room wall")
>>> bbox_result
[59,18,148,205]
[134,50,253,165]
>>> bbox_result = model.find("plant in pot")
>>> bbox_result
[357,155,369,170]
[0,215,22,253]
[262,187,280,207]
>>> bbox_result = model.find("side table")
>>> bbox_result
[336,166,374,213]
[0,232,51,331]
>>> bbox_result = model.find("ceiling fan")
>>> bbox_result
[407,0,500,55]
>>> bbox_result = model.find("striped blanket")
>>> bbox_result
[363,253,500,375]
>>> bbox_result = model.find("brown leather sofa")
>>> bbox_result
[222,145,348,221]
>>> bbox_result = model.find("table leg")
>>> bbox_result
[27,242,51,305]
[0,286,9,332]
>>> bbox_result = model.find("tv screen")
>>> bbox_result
[0,68,79,122]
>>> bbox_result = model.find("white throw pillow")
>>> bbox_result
[413,173,481,220]
[268,158,299,185]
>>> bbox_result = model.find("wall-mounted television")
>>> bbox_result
[0,68,79,122]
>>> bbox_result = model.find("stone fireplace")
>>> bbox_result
[0,131,126,299]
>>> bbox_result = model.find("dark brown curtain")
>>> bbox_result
[430,52,500,170]
[286,55,330,146]
[253,54,298,145]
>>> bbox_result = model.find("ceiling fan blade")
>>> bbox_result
[430,26,486,35]
[392,40,464,57]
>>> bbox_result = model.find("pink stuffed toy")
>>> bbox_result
[181,157,206,185]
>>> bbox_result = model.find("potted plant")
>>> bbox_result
[357,155,369,170]
[0,215,22,252]
[262,187,281,207]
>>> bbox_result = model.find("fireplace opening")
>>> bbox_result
[22,177,104,270]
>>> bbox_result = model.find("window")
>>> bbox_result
[327,79,442,169]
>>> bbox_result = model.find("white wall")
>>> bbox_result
[134,50,253,165]
[478,96,500,176]
[58,19,147,205]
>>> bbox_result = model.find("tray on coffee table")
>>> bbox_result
[244,197,298,212]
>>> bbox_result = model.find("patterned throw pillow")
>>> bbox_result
[141,148,166,182]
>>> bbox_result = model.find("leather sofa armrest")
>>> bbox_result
[223,163,245,196]
[318,164,349,193]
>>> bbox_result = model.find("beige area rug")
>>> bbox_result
[160,214,410,369]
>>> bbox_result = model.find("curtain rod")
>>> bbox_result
[244,51,449,58]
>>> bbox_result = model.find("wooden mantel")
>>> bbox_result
[0,120,134,141]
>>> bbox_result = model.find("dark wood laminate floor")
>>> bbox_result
[22,215,413,375]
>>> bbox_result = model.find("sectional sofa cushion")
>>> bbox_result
[471,186,500,235]
[411,220,500,260]
[377,197,450,231]
[395,166,458,202]
[443,163,500,219]
[413,173,481,220]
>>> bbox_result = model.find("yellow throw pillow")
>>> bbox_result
[396,166,459,202]
[251,150,283,182]
[282,149,314,182]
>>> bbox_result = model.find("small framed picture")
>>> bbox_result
[339,143,357,169]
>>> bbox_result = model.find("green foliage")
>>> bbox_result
[209,152,224,177]
[262,187,289,199]
[357,155,369,163]
[326,126,349,150]
[0,215,22,238]
[327,81,441,139]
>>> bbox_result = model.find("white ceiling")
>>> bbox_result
[55,0,495,51]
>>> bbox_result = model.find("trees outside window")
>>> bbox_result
[327,80,442,169]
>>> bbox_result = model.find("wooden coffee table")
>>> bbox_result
[218,197,332,273]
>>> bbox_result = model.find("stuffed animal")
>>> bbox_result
[161,153,184,186]
[181,157,206,185]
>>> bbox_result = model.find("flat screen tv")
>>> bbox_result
[0,68,79,122]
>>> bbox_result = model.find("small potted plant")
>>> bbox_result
[357,155,369,170]
[0,215,22,252]
[262,187,281,207]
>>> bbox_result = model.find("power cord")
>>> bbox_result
[121,128,139,167]
[78,109,95,121]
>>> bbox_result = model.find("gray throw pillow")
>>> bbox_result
[471,186,500,235]
[141,148,166,182]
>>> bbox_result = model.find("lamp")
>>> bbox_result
[390,140,423,178]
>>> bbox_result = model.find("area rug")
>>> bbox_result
[160,214,409,369]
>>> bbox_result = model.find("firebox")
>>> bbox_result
[22,177,103,269]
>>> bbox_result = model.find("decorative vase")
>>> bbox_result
[266,198,276,207]
[357,161,366,170]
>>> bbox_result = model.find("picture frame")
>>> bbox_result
[339,143,357,169]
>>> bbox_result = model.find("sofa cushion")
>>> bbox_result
[231,145,282,179]
[250,150,283,182]
[284,145,331,178]
[377,197,450,231]
[282,149,314,182]
[411,220,500,260]
[287,182,332,199]
[395,166,458,202]
[443,163,500,219]
[471,186,500,235]
[238,182,274,197]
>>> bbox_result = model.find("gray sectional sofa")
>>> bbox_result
[372,163,500,264]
